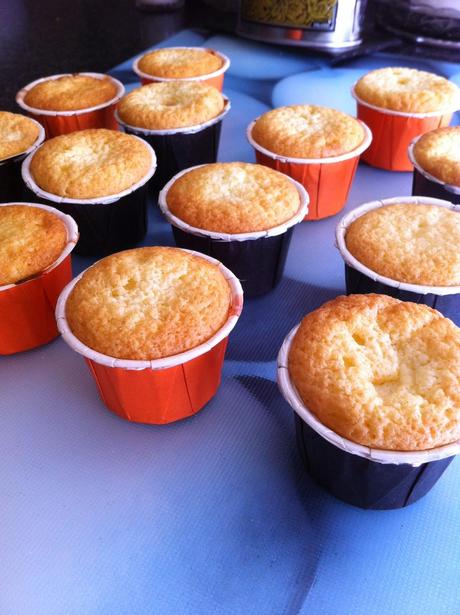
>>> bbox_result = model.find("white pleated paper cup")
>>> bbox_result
[132,47,230,91]
[336,196,460,299]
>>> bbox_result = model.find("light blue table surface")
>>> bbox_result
[2,30,460,615]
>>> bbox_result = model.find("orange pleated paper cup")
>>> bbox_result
[247,119,372,221]
[16,73,125,138]
[352,85,457,172]
[0,202,78,355]
[132,47,230,91]
[55,250,243,425]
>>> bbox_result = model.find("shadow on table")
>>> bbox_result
[227,277,342,363]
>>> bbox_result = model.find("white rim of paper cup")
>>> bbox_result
[158,164,309,241]
[336,195,460,296]
[0,201,79,292]
[0,118,45,167]
[56,248,243,371]
[246,118,372,165]
[132,47,230,83]
[115,96,231,137]
[408,137,460,196]
[277,324,460,466]
[16,72,125,117]
[21,136,157,205]
[351,84,460,118]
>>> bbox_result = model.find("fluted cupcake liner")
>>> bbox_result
[277,324,459,509]
[116,99,230,195]
[158,165,309,297]
[55,249,243,425]
[408,137,460,204]
[0,119,45,202]
[0,202,78,354]
[16,72,125,138]
[132,47,231,91]
[336,196,460,322]
[21,138,156,257]
[246,119,371,221]
[352,86,458,172]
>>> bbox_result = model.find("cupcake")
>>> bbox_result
[16,72,125,138]
[0,111,44,201]
[353,67,459,171]
[56,246,243,424]
[409,126,460,203]
[116,81,229,194]
[277,293,460,509]
[22,128,156,256]
[159,162,308,296]
[0,202,78,354]
[336,197,460,319]
[133,46,230,91]
[247,105,371,220]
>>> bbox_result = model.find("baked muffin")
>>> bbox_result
[117,82,225,130]
[23,74,119,111]
[137,47,223,79]
[251,105,365,159]
[65,246,232,360]
[29,128,152,199]
[345,202,460,286]
[165,162,300,233]
[0,111,41,161]
[354,67,459,113]
[288,293,460,451]
[0,204,67,285]
[412,127,460,185]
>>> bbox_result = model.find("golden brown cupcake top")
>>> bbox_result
[166,163,300,233]
[137,47,223,79]
[289,293,460,451]
[29,129,152,199]
[117,81,225,130]
[413,127,460,185]
[251,105,365,158]
[0,204,67,285]
[345,202,460,286]
[354,67,459,113]
[0,111,40,161]
[66,247,232,360]
[23,74,119,112]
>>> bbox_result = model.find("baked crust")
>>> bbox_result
[117,81,225,130]
[413,127,460,185]
[345,202,460,286]
[0,205,67,285]
[66,247,232,360]
[23,74,118,111]
[166,162,300,233]
[251,105,365,159]
[138,47,223,79]
[0,111,40,161]
[29,129,152,199]
[288,294,460,451]
[354,67,459,113]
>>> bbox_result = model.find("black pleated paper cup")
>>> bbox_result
[158,165,309,297]
[0,119,45,202]
[21,138,156,257]
[408,138,460,204]
[336,196,460,323]
[115,99,230,195]
[277,325,460,510]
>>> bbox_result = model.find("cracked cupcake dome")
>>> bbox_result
[354,67,459,113]
[65,247,232,360]
[29,128,152,199]
[137,47,223,79]
[288,293,460,451]
[251,105,365,159]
